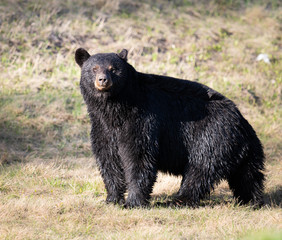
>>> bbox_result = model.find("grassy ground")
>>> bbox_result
[0,0,281,239]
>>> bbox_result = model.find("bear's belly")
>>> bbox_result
[157,151,188,176]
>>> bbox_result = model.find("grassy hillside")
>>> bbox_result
[0,0,281,239]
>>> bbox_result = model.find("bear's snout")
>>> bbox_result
[95,73,113,91]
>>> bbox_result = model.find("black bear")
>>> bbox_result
[75,48,265,208]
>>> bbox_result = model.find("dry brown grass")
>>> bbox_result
[0,158,281,239]
[0,0,281,239]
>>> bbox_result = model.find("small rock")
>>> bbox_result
[256,53,270,64]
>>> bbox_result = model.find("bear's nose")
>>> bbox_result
[98,77,108,86]
[95,73,112,90]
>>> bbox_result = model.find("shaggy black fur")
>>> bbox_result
[75,48,265,208]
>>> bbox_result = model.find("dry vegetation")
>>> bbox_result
[0,0,281,239]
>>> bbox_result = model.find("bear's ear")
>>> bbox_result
[75,48,90,67]
[117,49,128,61]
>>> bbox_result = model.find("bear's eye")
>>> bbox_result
[93,66,99,73]
[109,66,117,74]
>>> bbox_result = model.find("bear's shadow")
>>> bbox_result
[151,186,282,208]
[263,185,282,207]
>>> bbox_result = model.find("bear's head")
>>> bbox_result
[75,48,130,98]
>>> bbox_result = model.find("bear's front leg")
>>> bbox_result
[91,128,126,205]
[96,153,126,205]
[119,142,158,208]
[125,164,157,208]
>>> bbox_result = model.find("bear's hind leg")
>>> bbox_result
[175,165,218,207]
[228,160,264,206]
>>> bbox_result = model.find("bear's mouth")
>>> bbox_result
[95,85,112,92]
[94,81,113,92]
